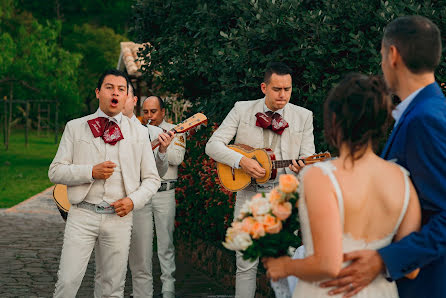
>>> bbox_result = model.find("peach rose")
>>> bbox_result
[279,174,299,193]
[231,221,243,232]
[263,214,282,234]
[268,188,283,205]
[241,217,256,234]
[251,221,266,239]
[272,202,292,221]
[252,193,263,199]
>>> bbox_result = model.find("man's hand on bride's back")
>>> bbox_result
[319,250,384,297]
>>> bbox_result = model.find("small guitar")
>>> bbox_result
[52,184,70,221]
[216,144,331,192]
[151,113,207,150]
[53,113,208,221]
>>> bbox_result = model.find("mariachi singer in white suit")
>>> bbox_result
[49,69,161,298]
[93,81,174,298]
[205,62,315,298]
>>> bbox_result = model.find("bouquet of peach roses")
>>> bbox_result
[222,174,301,297]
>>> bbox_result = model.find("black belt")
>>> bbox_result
[159,181,176,192]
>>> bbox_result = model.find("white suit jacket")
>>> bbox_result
[48,111,161,210]
[159,120,186,181]
[205,98,315,175]
[147,124,168,177]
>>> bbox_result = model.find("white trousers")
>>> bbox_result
[234,190,259,298]
[53,205,133,298]
[128,189,176,297]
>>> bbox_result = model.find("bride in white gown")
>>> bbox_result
[263,73,421,297]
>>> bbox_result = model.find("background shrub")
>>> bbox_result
[133,0,446,242]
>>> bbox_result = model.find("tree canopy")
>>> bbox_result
[63,23,127,113]
[1,0,131,122]
[134,0,446,150]
[0,0,83,120]
[133,0,446,242]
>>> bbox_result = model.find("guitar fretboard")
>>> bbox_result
[272,155,328,168]
[272,160,294,169]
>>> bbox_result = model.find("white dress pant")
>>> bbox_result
[234,190,259,298]
[53,205,133,298]
[128,189,176,297]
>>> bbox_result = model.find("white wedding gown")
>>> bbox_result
[293,161,410,298]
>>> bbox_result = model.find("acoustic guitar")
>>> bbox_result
[52,184,70,220]
[216,144,331,192]
[52,113,208,220]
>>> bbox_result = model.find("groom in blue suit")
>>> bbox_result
[321,16,446,298]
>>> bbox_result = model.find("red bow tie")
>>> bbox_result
[87,117,124,145]
[255,111,289,135]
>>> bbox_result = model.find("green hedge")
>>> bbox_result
[175,125,235,241]
[133,0,446,241]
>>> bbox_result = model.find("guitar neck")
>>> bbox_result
[272,160,294,169]
[272,155,329,169]
[151,128,175,150]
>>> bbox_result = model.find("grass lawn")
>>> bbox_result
[0,130,59,208]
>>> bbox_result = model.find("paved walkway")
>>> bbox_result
[0,187,234,297]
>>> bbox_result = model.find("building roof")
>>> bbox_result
[117,41,148,77]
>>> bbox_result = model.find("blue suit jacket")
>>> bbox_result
[378,82,446,298]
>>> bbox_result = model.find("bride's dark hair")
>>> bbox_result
[324,73,392,162]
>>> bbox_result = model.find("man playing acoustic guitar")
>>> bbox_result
[205,61,315,298]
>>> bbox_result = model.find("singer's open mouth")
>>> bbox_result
[111,99,118,104]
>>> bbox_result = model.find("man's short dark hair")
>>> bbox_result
[383,15,442,74]
[264,62,292,84]
[97,69,130,93]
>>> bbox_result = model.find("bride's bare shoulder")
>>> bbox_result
[379,157,406,173]
[302,163,334,188]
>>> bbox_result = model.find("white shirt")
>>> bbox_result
[85,109,126,204]
[85,109,123,182]
[97,108,123,125]
[392,87,424,126]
